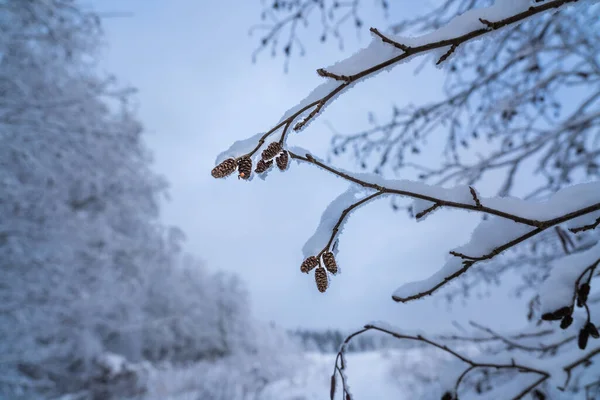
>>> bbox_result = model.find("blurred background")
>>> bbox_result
[2,0,599,399]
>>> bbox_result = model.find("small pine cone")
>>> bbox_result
[322,252,338,275]
[237,156,252,180]
[211,158,237,178]
[255,159,273,174]
[261,142,282,161]
[276,150,289,171]
[315,267,328,293]
[300,256,319,274]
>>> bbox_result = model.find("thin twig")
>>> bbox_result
[238,0,580,159]
[333,323,551,399]
[369,27,410,51]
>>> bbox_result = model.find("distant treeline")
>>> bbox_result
[289,328,419,353]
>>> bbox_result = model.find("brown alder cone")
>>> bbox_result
[541,306,571,321]
[211,158,237,178]
[315,267,328,293]
[322,252,338,274]
[587,322,599,339]
[300,256,319,273]
[329,374,336,400]
[237,156,252,180]
[261,141,282,160]
[255,159,273,174]
[577,283,590,307]
[276,150,289,171]
[579,326,590,350]
[560,315,573,330]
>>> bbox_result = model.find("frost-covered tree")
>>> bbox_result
[0,0,175,396]
[213,0,600,398]
[0,1,299,399]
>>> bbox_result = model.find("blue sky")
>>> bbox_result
[95,0,527,332]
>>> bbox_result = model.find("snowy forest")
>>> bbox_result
[2,0,600,399]
[0,1,303,399]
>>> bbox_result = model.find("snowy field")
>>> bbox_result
[144,348,447,400]
[261,351,405,400]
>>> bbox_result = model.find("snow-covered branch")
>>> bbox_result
[214,0,582,169]
[287,150,600,300]
[214,1,600,398]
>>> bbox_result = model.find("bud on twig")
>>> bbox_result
[211,158,237,178]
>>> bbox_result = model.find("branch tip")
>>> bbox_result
[437,44,458,65]
[316,68,352,82]
[469,186,482,208]
[478,17,496,29]
[370,27,410,51]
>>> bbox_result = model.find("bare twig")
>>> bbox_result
[318,191,384,258]
[369,27,410,51]
[469,186,482,208]
[570,216,600,233]
[333,323,551,400]
[436,43,458,65]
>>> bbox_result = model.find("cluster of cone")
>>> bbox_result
[301,252,338,293]
[211,141,288,180]
[542,282,599,349]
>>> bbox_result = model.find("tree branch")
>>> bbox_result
[333,323,552,400]
[230,0,580,163]
[289,150,600,302]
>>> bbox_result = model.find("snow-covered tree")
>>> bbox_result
[1,1,300,399]
[0,0,175,396]
[214,0,600,398]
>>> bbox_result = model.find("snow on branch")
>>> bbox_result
[214,137,600,298]
[211,0,600,397]
[392,183,600,302]
[539,242,600,316]
[285,150,600,298]
[301,185,384,259]
[212,0,582,172]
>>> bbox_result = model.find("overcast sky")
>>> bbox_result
[95,0,528,333]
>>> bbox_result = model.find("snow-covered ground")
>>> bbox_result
[261,351,406,400]
[149,349,429,400]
